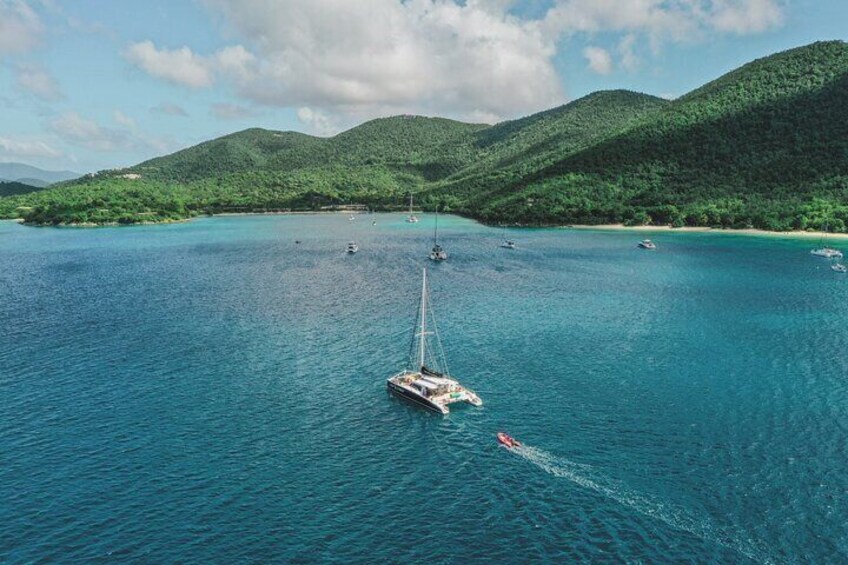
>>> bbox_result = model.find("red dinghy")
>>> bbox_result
[497,432,521,448]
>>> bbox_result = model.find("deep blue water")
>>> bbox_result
[2,215,847,563]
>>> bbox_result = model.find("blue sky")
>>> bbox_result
[0,0,845,173]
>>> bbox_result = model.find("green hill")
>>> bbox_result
[133,116,485,184]
[134,128,325,182]
[0,181,42,198]
[2,41,848,230]
[475,41,848,230]
[429,90,669,208]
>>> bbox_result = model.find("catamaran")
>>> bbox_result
[429,211,447,261]
[811,224,842,258]
[387,269,482,414]
[406,194,419,223]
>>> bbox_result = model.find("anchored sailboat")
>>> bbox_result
[386,269,482,414]
[406,194,419,223]
[500,225,515,249]
[811,223,842,258]
[429,210,447,261]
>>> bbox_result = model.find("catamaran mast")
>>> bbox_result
[418,268,428,369]
[409,194,414,214]
[433,210,439,245]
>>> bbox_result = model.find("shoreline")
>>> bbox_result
[4,214,848,241]
[567,223,848,240]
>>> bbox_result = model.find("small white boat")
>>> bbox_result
[406,194,419,223]
[499,226,515,249]
[349,215,356,221]
[387,269,482,414]
[638,239,656,249]
[812,248,843,259]
[811,224,842,258]
[832,262,847,273]
[346,241,359,254]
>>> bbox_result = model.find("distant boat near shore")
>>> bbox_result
[500,226,516,249]
[811,224,842,258]
[406,194,419,223]
[811,247,842,258]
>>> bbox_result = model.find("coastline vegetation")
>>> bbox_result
[2,41,848,231]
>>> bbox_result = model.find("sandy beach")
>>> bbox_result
[568,224,848,240]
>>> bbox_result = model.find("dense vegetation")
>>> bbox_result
[0,181,42,198]
[465,40,848,231]
[3,41,848,230]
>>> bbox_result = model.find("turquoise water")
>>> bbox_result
[2,215,847,563]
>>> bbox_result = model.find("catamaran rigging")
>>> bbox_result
[387,268,481,414]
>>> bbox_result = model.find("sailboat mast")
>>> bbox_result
[433,210,439,244]
[419,268,427,370]
[409,194,413,214]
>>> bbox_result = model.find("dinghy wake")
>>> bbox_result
[508,444,773,564]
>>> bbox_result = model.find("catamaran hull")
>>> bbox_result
[386,380,448,414]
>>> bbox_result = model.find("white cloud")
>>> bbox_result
[49,111,163,154]
[49,112,122,151]
[49,112,177,157]
[543,0,697,45]
[543,0,784,44]
[297,107,337,136]
[151,102,189,117]
[617,34,640,72]
[132,0,564,126]
[0,135,61,159]
[113,110,136,129]
[583,46,612,74]
[124,41,257,91]
[124,0,785,131]
[0,0,43,56]
[709,0,784,34]
[124,40,214,88]
[15,64,63,101]
[210,102,257,119]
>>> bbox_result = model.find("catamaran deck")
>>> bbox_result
[388,370,482,414]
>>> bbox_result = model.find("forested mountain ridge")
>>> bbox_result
[461,41,848,230]
[2,41,847,230]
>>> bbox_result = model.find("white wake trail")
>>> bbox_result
[511,445,774,564]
